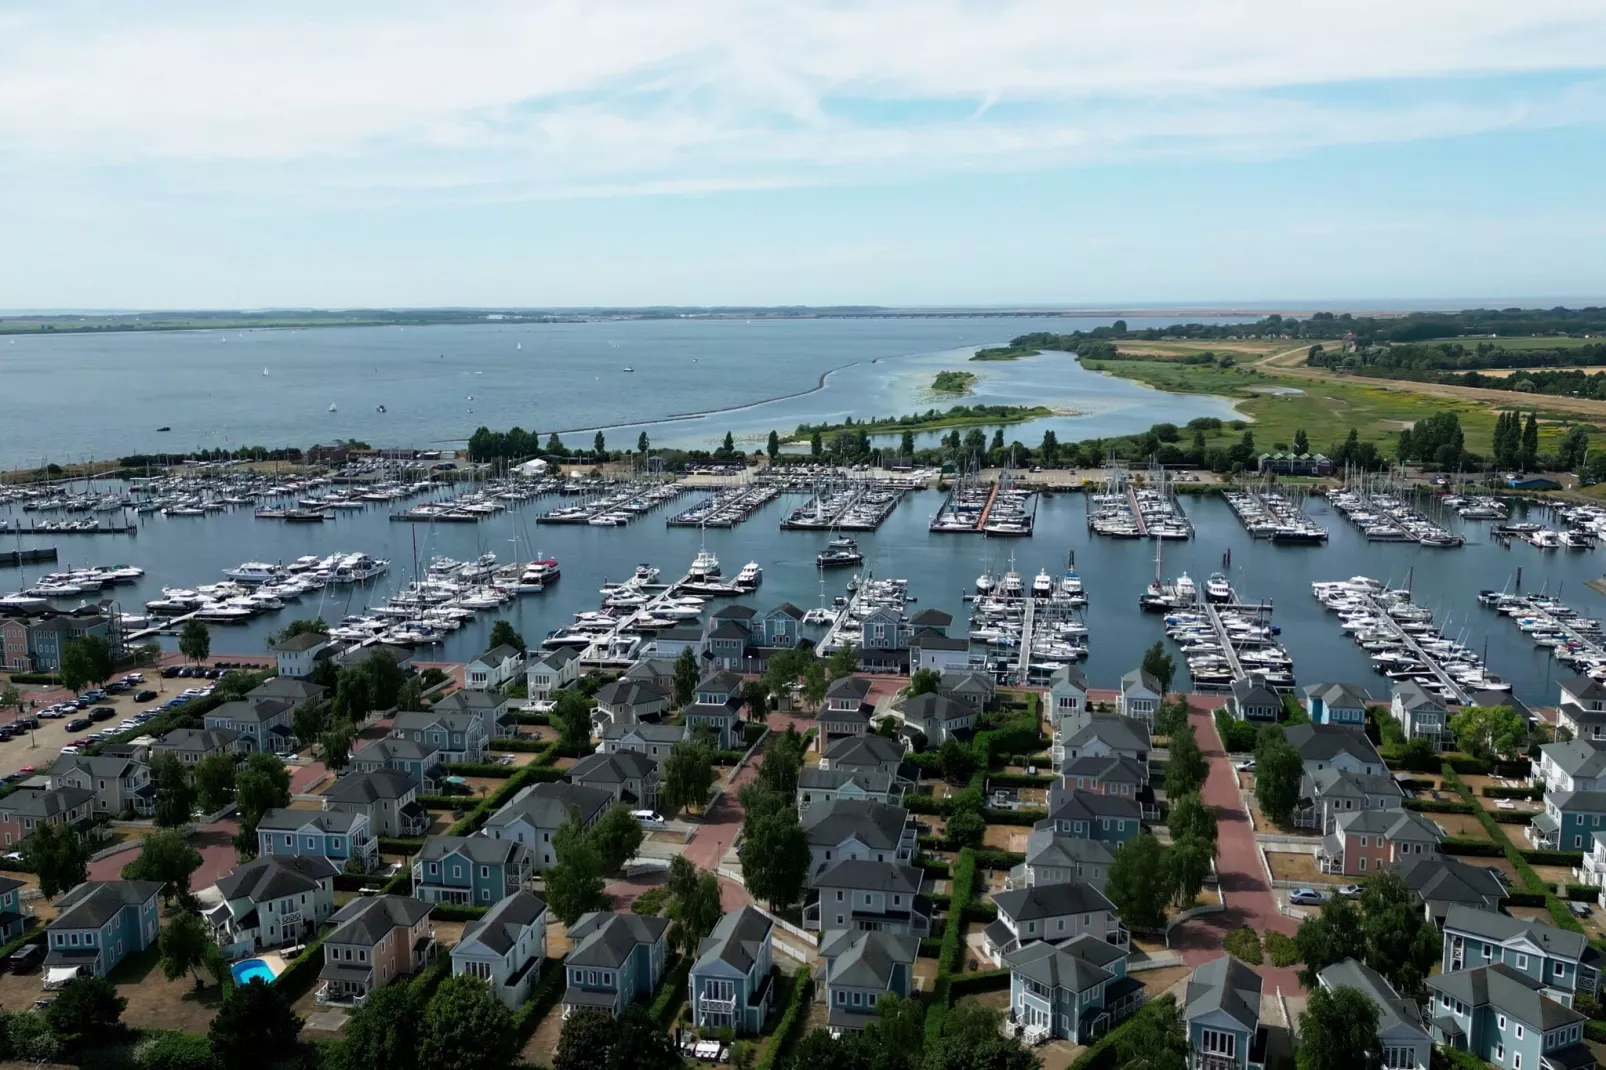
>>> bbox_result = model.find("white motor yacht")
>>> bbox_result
[1031,570,1054,597]
[975,570,995,596]
[735,561,763,588]
[689,548,721,579]
[223,561,286,584]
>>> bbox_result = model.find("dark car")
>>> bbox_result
[6,944,42,974]
[64,718,92,733]
[133,690,158,703]
[13,717,38,731]
[161,666,181,679]
[89,707,116,723]
[0,728,13,742]
[104,681,129,694]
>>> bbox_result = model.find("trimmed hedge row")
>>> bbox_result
[981,806,1046,827]
[443,761,518,779]
[1070,995,1177,1070]
[514,956,568,1045]
[1483,785,1545,800]
[948,968,1010,996]
[755,973,813,1070]
[972,849,1026,871]
[417,794,475,811]
[648,953,690,1025]
[429,903,490,921]
[984,773,1056,788]
[379,837,426,855]
[1404,798,1475,814]
[923,848,978,1055]
[275,933,330,1002]
[488,736,549,753]
[1441,838,1504,858]
[1564,884,1598,902]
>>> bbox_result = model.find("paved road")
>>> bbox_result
[1168,701,1303,994]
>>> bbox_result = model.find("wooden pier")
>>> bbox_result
[0,547,58,568]
[3,524,136,537]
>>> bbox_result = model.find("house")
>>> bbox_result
[1530,790,1606,852]
[1301,682,1371,727]
[452,891,548,1009]
[327,643,415,675]
[856,606,912,672]
[204,697,298,755]
[207,855,338,954]
[467,644,524,691]
[1294,767,1405,834]
[1533,740,1606,795]
[900,692,974,746]
[939,670,994,711]
[567,750,660,809]
[1391,681,1449,750]
[1004,934,1145,1045]
[621,657,677,692]
[1284,723,1387,776]
[803,800,918,879]
[1426,963,1590,1070]
[0,876,28,941]
[256,808,379,871]
[797,766,904,810]
[0,786,94,849]
[819,677,873,738]
[602,721,687,761]
[1047,665,1090,728]
[1182,955,1266,1070]
[1117,669,1163,723]
[1042,785,1145,843]
[756,604,805,649]
[704,611,755,671]
[44,881,162,978]
[1227,676,1281,722]
[1317,960,1430,1070]
[803,860,929,936]
[47,752,153,818]
[688,906,775,1034]
[819,929,920,1035]
[391,708,488,764]
[526,647,581,702]
[1441,906,1600,1004]
[273,631,331,679]
[820,734,910,782]
[1061,755,1151,802]
[2,610,116,673]
[1058,715,1151,764]
[637,625,705,662]
[685,670,744,750]
[592,679,671,728]
[984,882,1127,963]
[1579,831,1606,902]
[911,634,974,673]
[413,835,534,906]
[430,690,509,752]
[561,911,670,1019]
[483,781,614,869]
[1006,827,1117,891]
[1318,808,1444,876]
[1399,856,1509,923]
[321,770,428,838]
[247,677,327,708]
[317,895,436,1006]
[151,727,241,766]
[1559,677,1606,743]
[350,737,446,794]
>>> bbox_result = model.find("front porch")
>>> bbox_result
[1528,812,1560,851]
[316,964,375,1008]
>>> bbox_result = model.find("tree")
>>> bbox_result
[488,619,526,655]
[668,868,724,956]
[396,676,425,713]
[742,679,770,721]
[1167,834,1214,908]
[1293,428,1309,455]
[1153,697,1190,738]
[25,820,90,898]
[1521,412,1540,470]
[1105,834,1170,930]
[945,809,986,849]
[1297,985,1380,1070]
[271,618,328,644]
[1167,794,1217,850]
[208,979,303,1070]
[753,726,806,798]
[721,430,736,456]
[1254,734,1304,826]
[292,699,327,749]
[420,974,519,1070]
[606,1003,683,1070]
[767,430,780,460]
[661,739,715,816]
[739,804,810,911]
[340,984,420,1070]
[178,619,211,665]
[1448,705,1528,762]
[801,660,828,708]
[359,649,407,710]
[827,642,858,680]
[332,667,373,725]
[673,647,699,708]
[938,737,977,784]
[60,636,112,693]
[1112,998,1187,1070]
[1163,722,1207,798]
[45,975,126,1051]
[554,688,593,750]
[638,431,650,454]
[152,753,197,828]
[905,668,941,697]
[1141,642,1175,694]
[122,828,202,905]
[1357,870,1439,999]
[554,1007,614,1070]
[232,754,290,857]
[0,683,19,719]
[546,814,609,924]
[192,753,236,812]
[159,910,212,983]
[321,722,355,772]
[593,430,606,456]
[1294,895,1366,989]
[900,429,915,455]
[589,804,646,874]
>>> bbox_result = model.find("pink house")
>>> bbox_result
[316,895,435,1006]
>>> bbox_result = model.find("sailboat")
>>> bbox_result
[328,403,337,413]
[516,342,522,350]
[803,573,833,625]
[262,367,269,377]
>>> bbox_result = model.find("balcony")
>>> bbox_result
[1528,813,1560,851]
[1577,853,1606,888]
[695,992,739,1026]
[1106,920,1130,950]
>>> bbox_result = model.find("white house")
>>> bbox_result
[467,644,524,691]
[525,648,581,703]
[273,632,330,679]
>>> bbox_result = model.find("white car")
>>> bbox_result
[1234,760,1256,772]
[630,810,666,827]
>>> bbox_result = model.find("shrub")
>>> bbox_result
[633,887,669,915]
[1265,931,1300,967]
[133,1031,214,1070]
[1224,927,1262,964]
[754,973,812,1070]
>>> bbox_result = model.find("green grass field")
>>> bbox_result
[1419,335,1598,351]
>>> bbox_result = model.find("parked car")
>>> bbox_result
[89,707,116,723]
[64,718,92,733]
[1289,888,1327,906]
[630,810,666,827]
[1334,884,1362,897]
[0,728,13,742]
[1234,760,1256,772]
[80,690,106,703]
[14,717,38,731]
[133,690,158,703]
[161,667,182,679]
[104,681,129,694]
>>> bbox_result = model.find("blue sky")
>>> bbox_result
[2,1,1605,308]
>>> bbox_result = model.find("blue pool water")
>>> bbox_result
[231,958,277,985]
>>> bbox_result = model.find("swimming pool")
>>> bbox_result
[231,958,278,985]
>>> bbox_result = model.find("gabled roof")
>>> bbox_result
[766,603,805,621]
[256,807,366,834]
[1062,715,1151,755]
[826,734,905,768]
[811,859,922,894]
[1442,905,1590,961]
[712,605,757,622]
[1061,754,1147,785]
[458,892,547,956]
[798,767,896,795]
[1045,784,1144,823]
[1230,676,1281,707]
[1301,682,1372,708]
[351,737,442,767]
[1306,767,1403,801]
[567,910,669,968]
[322,770,417,804]
[908,608,953,628]
[568,750,658,785]
[593,679,668,708]
[1334,808,1443,842]
[533,646,583,669]
[417,834,533,868]
[1562,676,1606,703]
[1049,664,1090,691]
[1541,740,1606,780]
[154,728,239,753]
[803,800,909,850]
[1120,669,1161,694]
[50,753,142,781]
[273,632,329,653]
[392,709,480,735]
[994,882,1114,923]
[0,785,95,820]
[1548,789,1606,814]
[216,855,337,903]
[1318,959,1427,1038]
[248,678,326,704]
[694,906,773,975]
[486,781,614,832]
[1428,963,1585,1030]
[1392,679,1444,712]
[327,895,433,947]
[902,692,970,726]
[434,689,507,713]
[824,676,872,703]
[474,644,523,666]
[602,722,687,745]
[51,881,163,930]
[1398,855,1506,912]
[1025,828,1116,870]
[696,670,743,694]
[911,634,968,652]
[821,929,919,989]
[939,671,992,693]
[706,621,752,642]
[1004,939,1114,993]
[1283,723,1383,766]
[622,657,676,682]
[207,697,295,725]
[1184,955,1262,1030]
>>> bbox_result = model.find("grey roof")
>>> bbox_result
[798,767,896,796]
[1184,954,1262,1030]
[803,800,909,850]
[568,750,658,785]
[351,737,442,766]
[908,608,953,628]
[826,734,906,769]
[1475,691,1531,718]
[392,708,480,735]
[1399,856,1507,914]
[1230,675,1281,709]
[1049,664,1089,691]
[1307,767,1404,800]
[622,657,676,682]
[327,895,433,947]
[323,770,418,804]
[694,906,773,975]
[273,632,329,653]
[434,689,507,713]
[1301,681,1372,709]
[696,670,743,693]
[256,807,366,834]
[248,677,326,704]
[534,646,582,669]
[1562,676,1606,703]
[1317,960,1426,1038]
[1025,827,1116,870]
[1334,809,1444,843]
[1005,939,1114,993]
[457,892,547,956]
[1062,715,1151,755]
[1442,906,1590,961]
[1392,679,1444,712]
[594,679,668,708]
[1428,963,1585,1030]
[821,929,920,989]
[50,753,142,781]
[1045,784,1144,823]
[475,644,523,665]
[768,603,805,621]
[993,882,1115,923]
[51,881,163,930]
[216,855,337,903]
[567,910,669,968]
[1284,723,1383,766]
[1560,702,1606,726]
[940,670,993,694]
[417,834,533,868]
[1062,754,1147,785]
[1121,668,1161,694]
[902,692,970,726]
[1541,740,1606,780]
[154,727,239,753]
[811,859,922,894]
[706,621,751,641]
[1548,788,1606,814]
[824,676,872,703]
[911,634,968,652]
[602,721,688,745]
[0,786,95,820]
[487,781,615,832]
[712,605,757,622]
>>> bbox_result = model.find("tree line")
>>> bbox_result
[1307,339,1606,373]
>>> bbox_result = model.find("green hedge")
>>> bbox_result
[429,903,490,921]
[1483,785,1545,800]
[1588,1021,1606,1045]
[984,773,1056,788]
[444,762,517,779]
[1071,995,1177,1070]
[971,849,1026,871]
[918,937,942,958]
[938,849,976,977]
[948,968,1010,996]
[1504,893,1548,908]
[648,953,690,1025]
[1404,799,1475,814]
[488,736,549,753]
[1564,885,1598,902]
[274,933,329,1003]
[379,837,426,855]
[417,794,475,811]
[1214,710,1258,754]
[6,672,61,685]
[510,711,551,726]
[1492,811,1535,825]
[904,794,944,815]
[514,956,568,1045]
[980,807,1045,827]
[755,973,813,1070]
[1441,838,1503,857]
[1525,849,1586,867]
[918,858,951,877]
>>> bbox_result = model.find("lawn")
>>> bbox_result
[1265,851,1341,885]
[1427,812,1496,839]
[982,825,1029,852]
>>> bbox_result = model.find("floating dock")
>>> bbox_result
[779,479,909,532]
[666,485,780,528]
[0,547,59,568]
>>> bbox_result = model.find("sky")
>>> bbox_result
[2,1,1605,309]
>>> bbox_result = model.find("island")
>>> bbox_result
[971,332,1119,361]
[930,370,977,394]
[787,404,1059,442]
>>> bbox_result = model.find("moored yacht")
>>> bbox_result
[223,561,286,584]
[1031,570,1054,598]
[735,561,763,588]
[817,537,862,568]
[975,570,995,596]
[1205,572,1232,603]
[689,547,721,580]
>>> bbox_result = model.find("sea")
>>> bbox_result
[0,486,1592,707]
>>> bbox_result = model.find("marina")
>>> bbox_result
[665,484,781,527]
[1327,482,1465,546]
[1222,486,1329,542]
[778,477,912,531]
[536,480,685,527]
[1085,466,1192,540]
[1479,585,1606,679]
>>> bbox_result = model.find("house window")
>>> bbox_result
[1515,1025,1524,1040]
[1514,1056,1521,1070]
[1496,1045,1505,1061]
[1199,1030,1235,1058]
[1499,1015,1507,1030]
[836,990,846,1004]
[1517,955,1529,971]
